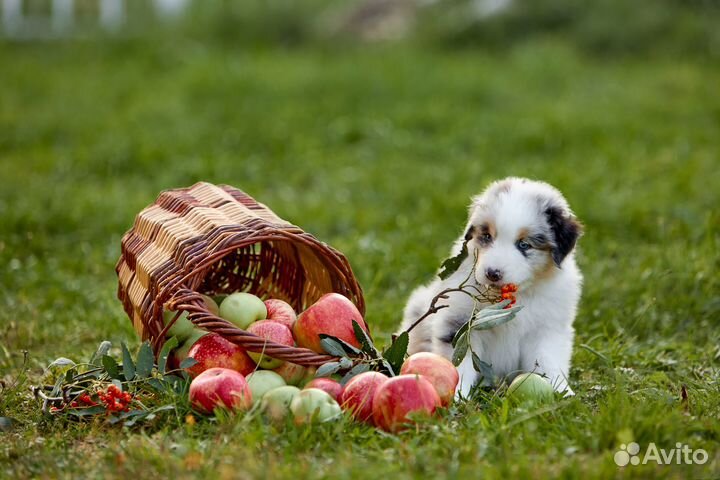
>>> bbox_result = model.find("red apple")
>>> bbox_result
[293,293,368,354]
[400,352,459,407]
[189,367,252,414]
[372,374,441,432]
[304,378,342,401]
[247,320,294,369]
[338,371,389,423]
[186,333,256,378]
[264,299,297,330]
[273,362,307,386]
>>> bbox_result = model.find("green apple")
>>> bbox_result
[219,293,267,329]
[261,385,301,423]
[163,295,218,340]
[163,310,195,341]
[246,370,286,403]
[174,328,209,365]
[506,373,555,404]
[290,388,342,425]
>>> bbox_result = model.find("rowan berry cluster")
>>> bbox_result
[98,385,133,413]
[49,392,97,412]
[500,283,518,309]
[68,392,98,409]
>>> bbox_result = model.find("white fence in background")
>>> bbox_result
[1,0,190,38]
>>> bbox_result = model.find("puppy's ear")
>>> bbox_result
[545,206,583,266]
[464,225,475,241]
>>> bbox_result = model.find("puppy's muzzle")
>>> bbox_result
[485,268,503,283]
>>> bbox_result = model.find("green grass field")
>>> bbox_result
[1,38,719,479]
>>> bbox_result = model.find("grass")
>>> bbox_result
[1,37,719,479]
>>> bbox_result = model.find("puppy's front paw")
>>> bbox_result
[454,374,474,401]
[453,356,479,401]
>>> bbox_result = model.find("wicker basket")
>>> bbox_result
[116,182,365,367]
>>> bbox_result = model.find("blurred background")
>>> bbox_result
[2,0,719,54]
[1,0,718,365]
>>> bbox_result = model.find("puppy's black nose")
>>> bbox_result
[485,268,503,282]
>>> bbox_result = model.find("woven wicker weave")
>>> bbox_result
[116,182,365,366]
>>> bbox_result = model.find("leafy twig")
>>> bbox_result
[405,250,501,335]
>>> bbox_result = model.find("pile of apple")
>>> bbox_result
[164,292,460,432]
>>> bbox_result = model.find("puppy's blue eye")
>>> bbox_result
[480,233,492,243]
[517,240,531,251]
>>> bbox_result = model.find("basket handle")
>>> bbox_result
[164,289,339,367]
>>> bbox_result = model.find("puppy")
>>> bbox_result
[399,177,583,397]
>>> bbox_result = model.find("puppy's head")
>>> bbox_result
[464,177,582,288]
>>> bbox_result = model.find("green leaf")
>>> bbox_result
[352,320,376,357]
[179,357,198,370]
[64,367,77,383]
[89,341,112,366]
[471,352,494,384]
[339,357,353,369]
[135,342,154,379]
[470,304,522,331]
[451,321,470,348]
[49,374,64,398]
[68,406,106,417]
[316,362,341,377]
[158,337,179,374]
[481,300,518,311]
[382,331,409,374]
[152,405,176,414]
[121,342,135,381]
[116,409,150,426]
[319,337,347,357]
[452,333,469,366]
[319,334,362,356]
[146,378,167,392]
[340,363,371,385]
[101,355,120,379]
[438,240,469,280]
[211,294,227,306]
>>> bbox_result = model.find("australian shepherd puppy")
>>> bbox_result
[400,177,583,398]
